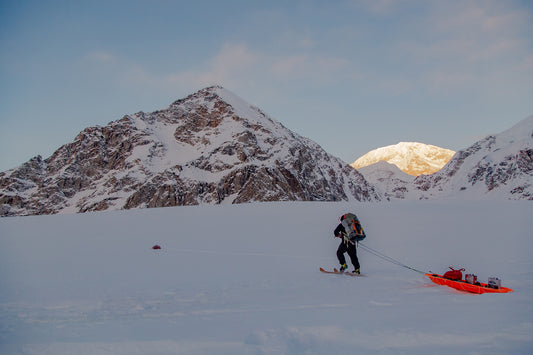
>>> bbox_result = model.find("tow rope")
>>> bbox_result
[358,242,426,275]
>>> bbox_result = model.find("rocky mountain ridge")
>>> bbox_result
[1,87,531,217]
[357,116,533,200]
[413,116,533,200]
[0,86,380,216]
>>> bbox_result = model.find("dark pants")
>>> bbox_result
[337,241,360,270]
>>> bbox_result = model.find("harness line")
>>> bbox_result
[358,242,426,275]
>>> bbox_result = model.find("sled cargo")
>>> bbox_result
[425,273,513,294]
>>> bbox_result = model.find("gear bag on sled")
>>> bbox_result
[340,213,366,242]
[443,267,465,281]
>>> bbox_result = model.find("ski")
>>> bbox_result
[319,267,366,277]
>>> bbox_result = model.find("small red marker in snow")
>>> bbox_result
[152,245,162,250]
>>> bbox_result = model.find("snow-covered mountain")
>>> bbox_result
[355,117,533,201]
[357,161,415,200]
[1,86,530,215]
[414,115,533,200]
[0,86,379,216]
[351,142,456,176]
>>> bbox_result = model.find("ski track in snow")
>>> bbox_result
[1,201,532,354]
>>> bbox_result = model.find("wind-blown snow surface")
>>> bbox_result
[1,201,532,354]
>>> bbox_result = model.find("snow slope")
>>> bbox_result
[1,201,532,354]
[357,161,415,200]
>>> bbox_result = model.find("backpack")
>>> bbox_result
[341,213,366,242]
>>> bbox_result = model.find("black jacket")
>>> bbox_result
[333,223,345,237]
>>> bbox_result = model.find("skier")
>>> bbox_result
[333,213,365,274]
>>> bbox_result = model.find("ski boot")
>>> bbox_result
[339,264,348,273]
[353,268,360,275]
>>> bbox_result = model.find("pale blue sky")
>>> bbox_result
[1,0,532,171]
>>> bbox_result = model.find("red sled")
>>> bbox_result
[426,268,513,294]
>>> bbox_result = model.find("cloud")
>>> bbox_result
[165,42,351,91]
[297,38,316,49]
[351,0,411,15]
[388,0,533,94]
[84,51,117,65]
[428,1,530,61]
[81,44,261,94]
[270,54,349,83]
[77,1,532,103]
[433,1,529,34]
[167,43,258,89]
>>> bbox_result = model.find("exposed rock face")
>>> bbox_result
[352,142,455,176]
[0,86,380,216]
[354,116,533,201]
[413,116,533,200]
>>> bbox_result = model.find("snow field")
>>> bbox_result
[1,201,532,354]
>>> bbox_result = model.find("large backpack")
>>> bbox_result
[341,213,366,242]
